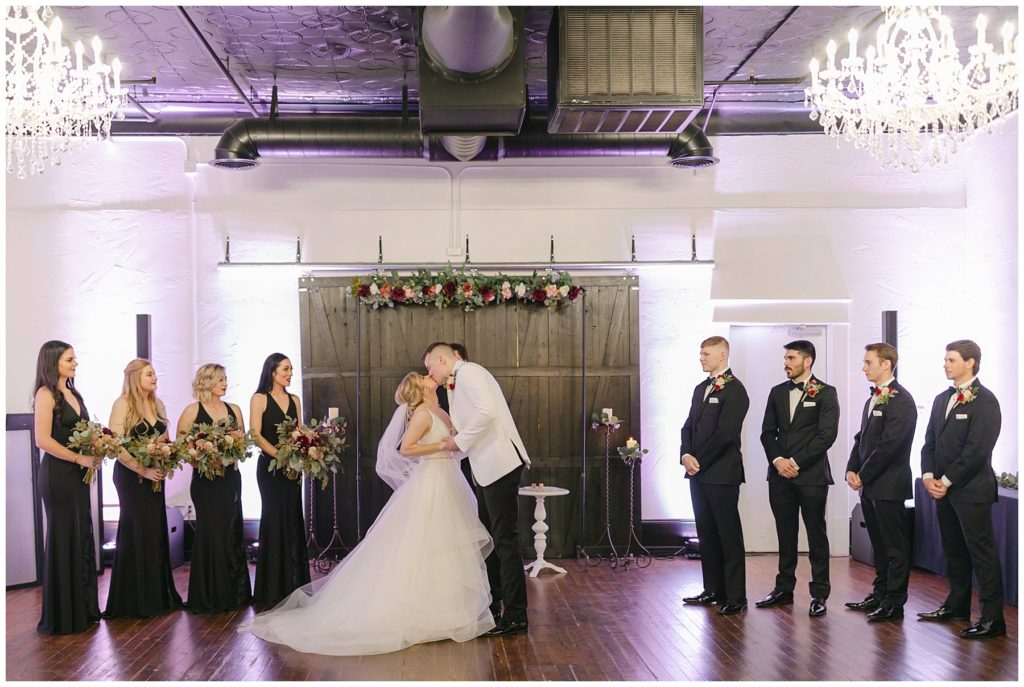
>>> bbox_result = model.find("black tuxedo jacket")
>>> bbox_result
[845,380,917,500]
[920,379,1001,504]
[436,384,451,413]
[760,375,839,486]
[679,369,749,485]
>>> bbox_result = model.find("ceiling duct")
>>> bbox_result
[418,6,526,137]
[209,116,716,169]
[548,7,705,134]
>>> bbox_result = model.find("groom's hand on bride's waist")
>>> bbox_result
[442,436,460,452]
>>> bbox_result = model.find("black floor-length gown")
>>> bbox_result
[187,403,251,613]
[37,398,101,634]
[104,419,184,618]
[253,392,310,607]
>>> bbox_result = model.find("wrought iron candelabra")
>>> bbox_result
[313,472,350,573]
[583,417,621,568]
[616,446,652,569]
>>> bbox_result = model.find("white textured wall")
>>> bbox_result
[6,121,1018,525]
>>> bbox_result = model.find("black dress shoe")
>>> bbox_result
[809,598,827,617]
[867,603,903,621]
[483,619,529,637]
[845,595,881,612]
[717,601,747,616]
[754,590,794,608]
[683,590,723,606]
[959,619,1007,639]
[917,606,970,622]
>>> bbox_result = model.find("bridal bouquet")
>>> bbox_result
[271,417,348,489]
[180,417,254,480]
[66,420,122,484]
[120,434,184,492]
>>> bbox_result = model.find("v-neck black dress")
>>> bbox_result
[253,392,310,607]
[37,395,101,634]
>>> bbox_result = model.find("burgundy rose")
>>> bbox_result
[102,427,114,436]
[442,281,457,298]
[568,285,581,300]
[392,287,407,303]
[421,284,435,297]
[357,284,371,298]
[479,284,496,302]
[532,288,546,302]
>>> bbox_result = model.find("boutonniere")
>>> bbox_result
[711,373,734,392]
[873,385,898,405]
[804,379,824,398]
[446,375,456,391]
[955,384,980,406]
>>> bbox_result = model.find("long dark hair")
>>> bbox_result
[33,340,84,416]
[256,353,290,394]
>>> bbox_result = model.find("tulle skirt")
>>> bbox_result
[241,457,495,655]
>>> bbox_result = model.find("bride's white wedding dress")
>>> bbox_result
[242,410,495,655]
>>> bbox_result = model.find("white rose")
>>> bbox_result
[515,283,527,298]
[626,438,638,450]
[559,285,570,297]
[501,280,511,290]
[370,282,380,295]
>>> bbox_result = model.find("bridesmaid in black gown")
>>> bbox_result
[33,340,101,634]
[104,358,183,618]
[176,363,251,613]
[250,353,310,608]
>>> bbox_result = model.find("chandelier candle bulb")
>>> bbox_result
[826,39,837,69]
[977,14,987,47]
[74,40,84,72]
[848,28,858,59]
[112,58,121,90]
[810,58,819,85]
[1002,22,1014,53]
[92,35,102,65]
[49,16,61,47]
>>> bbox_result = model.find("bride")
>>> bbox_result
[241,372,496,655]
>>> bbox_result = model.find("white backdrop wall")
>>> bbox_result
[6,122,1018,530]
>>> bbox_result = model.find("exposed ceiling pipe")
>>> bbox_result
[176,6,260,117]
[209,116,716,169]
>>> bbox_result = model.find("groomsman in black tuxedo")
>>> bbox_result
[918,339,1005,639]
[435,342,475,488]
[844,343,917,621]
[757,340,839,617]
[680,336,750,615]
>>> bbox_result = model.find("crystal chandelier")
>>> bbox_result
[805,6,1019,172]
[5,5,128,179]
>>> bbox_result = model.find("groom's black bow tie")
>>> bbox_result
[787,380,804,391]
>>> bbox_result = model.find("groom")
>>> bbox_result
[424,342,531,637]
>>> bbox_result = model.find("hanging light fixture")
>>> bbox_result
[5,5,128,179]
[805,6,1019,172]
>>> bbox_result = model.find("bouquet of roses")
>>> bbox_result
[66,419,122,484]
[180,417,254,480]
[271,416,348,489]
[120,433,184,492]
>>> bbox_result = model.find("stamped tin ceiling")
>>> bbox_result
[45,4,1020,135]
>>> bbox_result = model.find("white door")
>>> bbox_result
[729,325,828,553]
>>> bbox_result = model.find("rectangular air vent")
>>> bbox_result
[548,7,704,134]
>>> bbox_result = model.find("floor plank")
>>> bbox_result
[5,553,1017,681]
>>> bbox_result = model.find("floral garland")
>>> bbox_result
[350,266,582,312]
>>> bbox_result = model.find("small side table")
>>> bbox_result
[518,486,570,577]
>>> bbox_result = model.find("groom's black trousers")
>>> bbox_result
[476,463,528,622]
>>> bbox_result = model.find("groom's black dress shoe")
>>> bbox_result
[867,603,903,622]
[683,590,723,606]
[959,619,1006,639]
[808,598,827,617]
[845,595,881,612]
[754,590,794,608]
[484,619,528,637]
[917,606,970,622]
[717,601,747,616]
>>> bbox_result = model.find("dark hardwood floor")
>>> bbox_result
[6,554,1017,681]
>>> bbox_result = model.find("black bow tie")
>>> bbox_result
[869,386,876,396]
[787,380,804,391]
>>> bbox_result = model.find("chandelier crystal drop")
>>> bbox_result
[5,5,129,179]
[805,5,1019,172]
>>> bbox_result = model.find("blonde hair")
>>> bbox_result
[192,363,226,403]
[395,372,426,418]
[121,358,166,433]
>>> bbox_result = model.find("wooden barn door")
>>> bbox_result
[298,274,640,558]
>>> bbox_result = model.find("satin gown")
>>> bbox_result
[253,392,310,607]
[243,410,495,655]
[37,396,101,634]
[104,419,184,618]
[187,403,251,613]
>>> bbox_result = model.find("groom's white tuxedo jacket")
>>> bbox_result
[449,360,530,487]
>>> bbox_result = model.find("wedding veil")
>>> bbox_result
[375,403,418,490]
